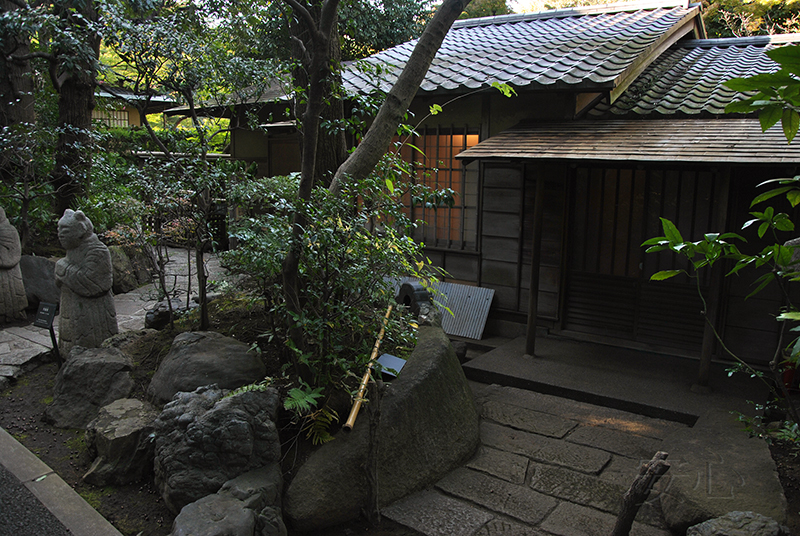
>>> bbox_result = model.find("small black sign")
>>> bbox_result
[33,302,58,329]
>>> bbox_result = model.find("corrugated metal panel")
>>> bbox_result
[456,119,800,164]
[434,282,495,340]
[394,278,495,340]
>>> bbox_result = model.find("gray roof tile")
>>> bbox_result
[590,34,800,118]
[344,0,700,95]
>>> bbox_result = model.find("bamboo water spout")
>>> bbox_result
[343,305,393,431]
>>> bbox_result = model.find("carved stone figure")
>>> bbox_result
[55,209,118,355]
[0,207,28,322]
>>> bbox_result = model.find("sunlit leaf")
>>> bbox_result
[650,270,682,281]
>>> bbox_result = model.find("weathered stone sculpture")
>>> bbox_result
[55,209,118,354]
[0,207,28,322]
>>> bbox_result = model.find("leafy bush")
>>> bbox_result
[223,164,444,396]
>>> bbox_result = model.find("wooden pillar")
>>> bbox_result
[525,177,545,355]
[696,169,730,389]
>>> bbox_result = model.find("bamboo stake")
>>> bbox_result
[343,305,393,431]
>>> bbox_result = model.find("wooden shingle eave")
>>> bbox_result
[455,119,800,165]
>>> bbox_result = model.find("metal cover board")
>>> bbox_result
[434,282,494,340]
[391,278,495,340]
[376,353,407,377]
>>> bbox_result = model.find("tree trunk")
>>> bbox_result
[0,0,35,127]
[328,0,471,195]
[0,0,36,248]
[281,0,468,383]
[51,0,100,217]
[611,451,670,536]
[282,0,341,384]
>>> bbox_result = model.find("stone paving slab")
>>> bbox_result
[382,489,495,536]
[540,502,670,536]
[0,334,50,367]
[597,455,649,487]
[466,446,529,485]
[481,399,578,438]
[474,517,547,535]
[474,383,686,440]
[566,424,663,460]
[3,326,53,347]
[437,467,559,525]
[480,421,611,475]
[528,462,664,528]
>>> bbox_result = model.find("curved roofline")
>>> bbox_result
[452,0,691,28]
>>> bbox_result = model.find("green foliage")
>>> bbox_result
[224,378,274,399]
[724,44,800,142]
[284,384,325,413]
[644,176,800,430]
[702,0,800,38]
[459,0,514,19]
[303,406,339,445]
[222,155,444,394]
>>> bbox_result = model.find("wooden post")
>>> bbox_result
[611,451,670,536]
[696,171,730,388]
[525,177,545,356]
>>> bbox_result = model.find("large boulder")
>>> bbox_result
[284,325,480,531]
[83,398,160,486]
[43,346,134,429]
[147,331,266,405]
[687,511,790,536]
[171,465,286,536]
[19,255,59,309]
[153,385,281,513]
[658,408,788,533]
[108,246,139,294]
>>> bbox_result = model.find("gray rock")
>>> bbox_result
[171,465,286,536]
[172,494,256,536]
[108,246,139,294]
[55,209,118,355]
[144,298,196,330]
[43,346,134,429]
[147,331,267,406]
[284,325,480,531]
[658,409,787,533]
[20,255,59,309]
[153,385,281,513]
[687,511,790,536]
[123,245,153,287]
[101,329,158,350]
[418,301,442,328]
[83,398,160,486]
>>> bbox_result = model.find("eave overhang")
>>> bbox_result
[456,119,800,165]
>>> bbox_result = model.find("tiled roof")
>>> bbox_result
[456,119,800,163]
[344,0,701,95]
[590,34,800,117]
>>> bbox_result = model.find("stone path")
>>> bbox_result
[0,247,225,389]
[383,382,686,536]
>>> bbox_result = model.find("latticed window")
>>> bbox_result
[398,126,480,250]
[92,109,129,128]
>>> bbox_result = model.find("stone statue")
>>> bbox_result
[55,209,118,355]
[0,207,28,322]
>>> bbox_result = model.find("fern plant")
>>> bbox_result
[303,406,339,445]
[283,383,325,413]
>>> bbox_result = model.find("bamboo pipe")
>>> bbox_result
[343,305,393,432]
